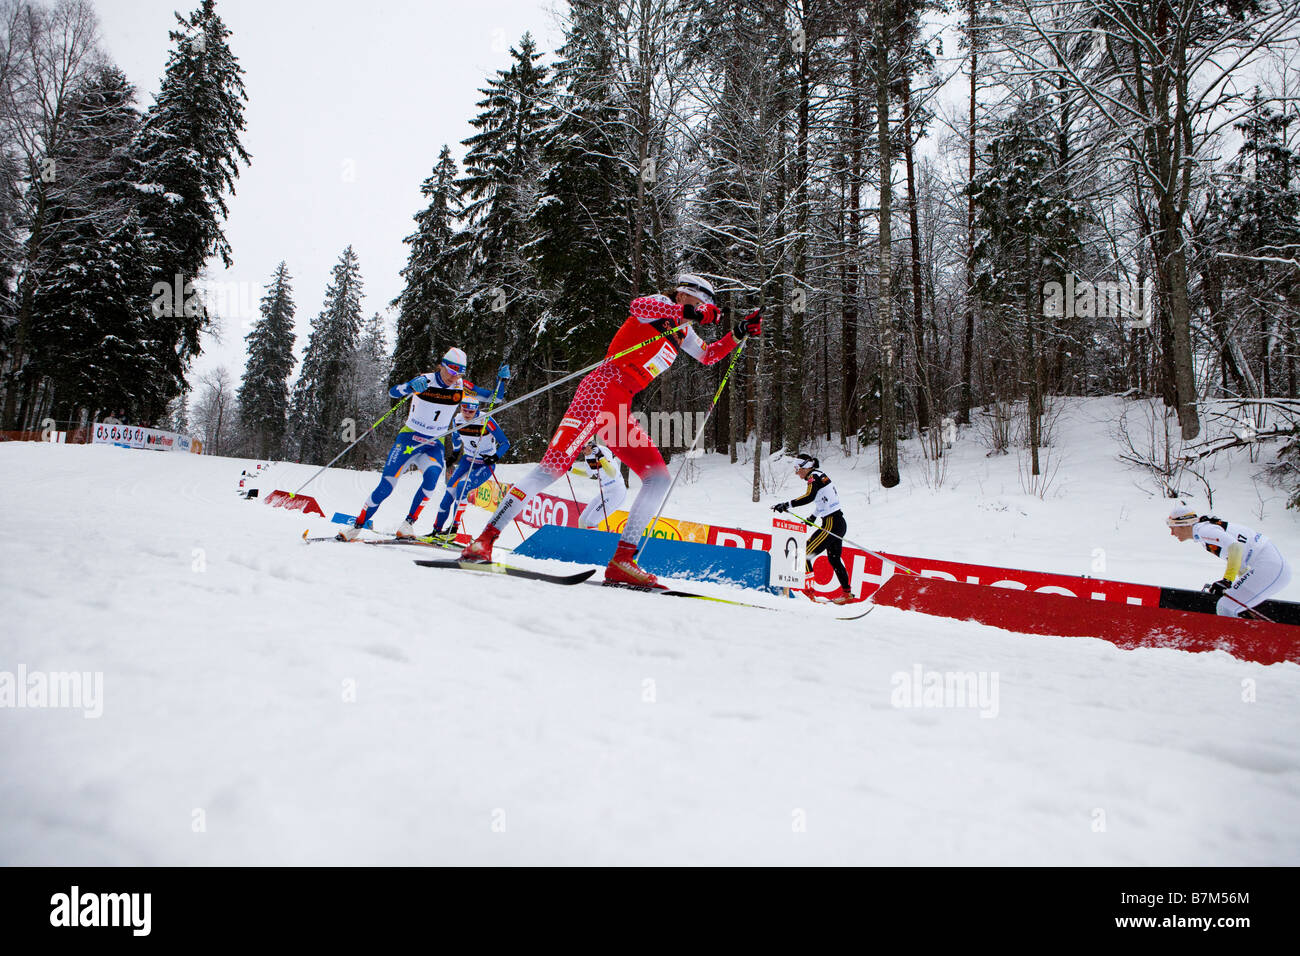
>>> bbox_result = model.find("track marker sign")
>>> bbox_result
[770,516,807,589]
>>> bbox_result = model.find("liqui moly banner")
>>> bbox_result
[92,422,201,453]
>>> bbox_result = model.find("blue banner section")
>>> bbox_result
[331,512,374,530]
[515,526,776,592]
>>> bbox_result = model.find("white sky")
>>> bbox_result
[92,0,565,386]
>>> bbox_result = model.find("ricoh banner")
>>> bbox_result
[92,422,202,454]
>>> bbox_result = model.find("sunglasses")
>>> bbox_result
[442,361,466,375]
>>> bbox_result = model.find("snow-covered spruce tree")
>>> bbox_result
[531,0,636,375]
[968,105,1083,476]
[390,146,464,390]
[350,311,392,467]
[28,66,165,426]
[455,33,551,404]
[1220,92,1300,398]
[287,247,365,465]
[238,262,297,458]
[0,0,106,429]
[130,0,250,420]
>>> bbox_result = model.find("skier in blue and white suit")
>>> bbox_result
[337,347,468,541]
[430,388,511,538]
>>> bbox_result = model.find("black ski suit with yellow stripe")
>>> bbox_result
[787,470,852,595]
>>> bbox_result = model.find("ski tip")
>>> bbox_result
[836,606,875,621]
[302,528,309,540]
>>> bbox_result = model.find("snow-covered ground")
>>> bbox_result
[2,397,1298,864]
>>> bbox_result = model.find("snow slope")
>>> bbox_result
[2,398,1298,865]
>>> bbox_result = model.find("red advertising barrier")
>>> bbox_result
[872,574,1300,665]
[704,525,1162,607]
[516,492,581,529]
[880,551,1159,605]
[264,489,326,518]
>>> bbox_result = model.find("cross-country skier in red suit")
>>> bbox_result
[461,273,763,587]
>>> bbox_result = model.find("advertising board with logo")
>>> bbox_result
[92,422,202,454]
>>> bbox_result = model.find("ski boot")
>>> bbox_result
[604,541,665,590]
[459,525,500,564]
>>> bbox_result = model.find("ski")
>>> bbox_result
[302,529,373,544]
[413,558,596,586]
[595,579,874,620]
[835,605,875,621]
[365,536,460,550]
[303,529,474,550]
[596,580,777,611]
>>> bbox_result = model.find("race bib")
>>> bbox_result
[643,342,678,379]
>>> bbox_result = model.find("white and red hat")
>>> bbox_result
[675,273,716,307]
[441,347,467,374]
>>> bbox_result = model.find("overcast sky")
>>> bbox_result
[93,0,565,386]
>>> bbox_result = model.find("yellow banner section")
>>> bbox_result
[469,479,506,511]
[598,511,712,543]
[467,479,711,542]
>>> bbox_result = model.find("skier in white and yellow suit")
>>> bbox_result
[1167,503,1292,618]
[571,440,626,529]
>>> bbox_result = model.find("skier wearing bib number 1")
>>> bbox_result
[461,274,763,588]
[337,347,469,541]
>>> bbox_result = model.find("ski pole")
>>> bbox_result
[464,324,688,426]
[446,370,508,531]
[636,339,747,560]
[1214,585,1276,624]
[782,511,921,577]
[489,465,527,542]
[437,459,472,531]
[292,396,411,496]
[564,472,582,517]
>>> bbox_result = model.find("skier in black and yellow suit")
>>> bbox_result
[771,453,853,604]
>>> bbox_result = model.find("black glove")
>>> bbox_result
[445,446,461,468]
[1203,578,1231,598]
[771,501,789,513]
[734,309,763,341]
[481,454,499,467]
